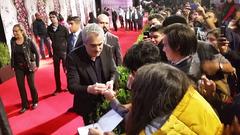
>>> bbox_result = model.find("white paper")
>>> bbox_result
[78,123,102,135]
[78,109,123,135]
[98,109,123,132]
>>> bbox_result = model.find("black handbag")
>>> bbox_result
[24,38,37,72]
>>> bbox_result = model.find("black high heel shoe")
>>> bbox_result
[19,108,28,113]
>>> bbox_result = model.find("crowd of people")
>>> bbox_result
[87,0,240,134]
[98,6,144,31]
[1,0,240,134]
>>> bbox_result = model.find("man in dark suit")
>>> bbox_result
[67,23,118,124]
[67,16,83,54]
[111,9,118,31]
[47,11,69,95]
[97,14,122,66]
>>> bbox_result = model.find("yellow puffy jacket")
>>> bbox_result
[140,86,223,135]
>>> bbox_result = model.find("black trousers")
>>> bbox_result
[112,20,118,31]
[133,20,138,31]
[15,68,38,108]
[125,19,133,30]
[53,55,66,91]
[119,16,124,28]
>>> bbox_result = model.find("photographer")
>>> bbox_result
[193,3,218,41]
[223,9,240,92]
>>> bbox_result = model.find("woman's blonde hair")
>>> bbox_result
[13,24,27,38]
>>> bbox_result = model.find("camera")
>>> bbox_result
[220,25,226,37]
[190,3,199,10]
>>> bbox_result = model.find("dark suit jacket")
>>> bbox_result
[106,32,122,66]
[67,31,83,54]
[47,24,69,57]
[67,44,118,115]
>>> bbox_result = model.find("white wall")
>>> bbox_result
[101,0,133,10]
[0,0,18,47]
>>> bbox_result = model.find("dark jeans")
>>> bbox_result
[53,55,66,91]
[15,68,38,108]
[39,36,52,58]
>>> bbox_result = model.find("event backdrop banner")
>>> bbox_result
[0,0,96,52]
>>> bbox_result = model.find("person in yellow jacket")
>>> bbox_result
[88,62,223,135]
[126,63,223,135]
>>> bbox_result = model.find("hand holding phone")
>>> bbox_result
[143,31,150,40]
[220,25,226,37]
[190,3,199,10]
[217,36,229,54]
[143,31,149,37]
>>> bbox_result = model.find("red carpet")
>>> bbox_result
[0,28,140,135]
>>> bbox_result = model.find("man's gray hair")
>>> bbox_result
[97,14,109,22]
[82,23,104,44]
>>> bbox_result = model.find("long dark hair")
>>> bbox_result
[126,63,192,135]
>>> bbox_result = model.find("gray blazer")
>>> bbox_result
[105,32,122,66]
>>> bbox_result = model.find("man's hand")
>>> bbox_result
[127,73,135,89]
[88,128,103,135]
[87,83,107,95]
[88,128,114,135]
[102,89,116,101]
[199,75,216,97]
[196,4,205,15]
[218,36,230,54]
[106,80,114,91]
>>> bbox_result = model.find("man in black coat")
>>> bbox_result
[67,23,118,124]
[47,11,69,95]
[33,12,52,59]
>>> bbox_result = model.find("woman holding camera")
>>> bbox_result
[11,24,39,113]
